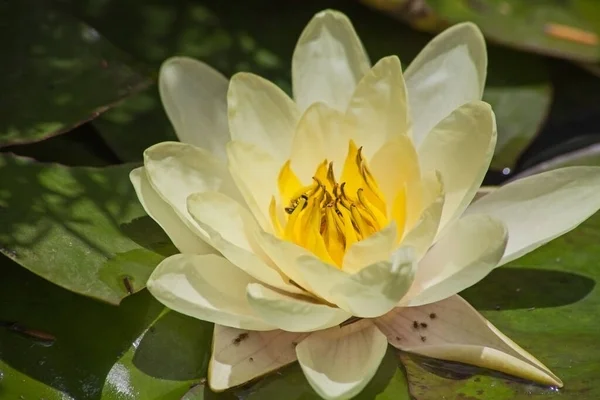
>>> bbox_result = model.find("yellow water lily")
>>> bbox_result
[130,10,600,400]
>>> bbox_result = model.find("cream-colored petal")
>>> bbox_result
[401,171,444,260]
[144,141,242,241]
[346,55,410,158]
[342,223,398,274]
[246,283,351,332]
[465,166,600,266]
[147,254,274,331]
[405,23,487,147]
[370,136,422,228]
[226,141,281,230]
[228,72,300,162]
[289,102,351,182]
[130,167,216,255]
[375,295,562,387]
[296,319,388,400]
[256,231,416,317]
[405,214,507,307]
[159,57,230,159]
[292,9,371,112]
[418,101,496,232]
[187,191,306,295]
[209,324,308,391]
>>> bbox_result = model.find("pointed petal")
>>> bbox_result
[342,223,398,274]
[296,319,388,400]
[228,72,300,162]
[405,214,507,306]
[375,295,562,387]
[292,9,370,112]
[246,283,351,332]
[159,57,230,159]
[226,141,281,230]
[418,101,496,232]
[346,55,410,158]
[186,191,306,295]
[289,102,351,182]
[405,23,487,146]
[209,325,308,391]
[144,141,241,241]
[466,166,600,266]
[147,254,274,331]
[256,232,416,317]
[130,167,215,254]
[401,171,444,260]
[370,136,422,229]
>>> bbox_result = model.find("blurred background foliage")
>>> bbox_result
[2,0,600,399]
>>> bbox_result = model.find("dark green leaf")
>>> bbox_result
[0,0,149,148]
[0,154,174,304]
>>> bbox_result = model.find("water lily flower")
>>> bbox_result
[130,9,600,400]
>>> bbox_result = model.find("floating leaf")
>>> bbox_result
[0,0,150,148]
[0,154,174,303]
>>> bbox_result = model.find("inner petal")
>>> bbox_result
[273,140,405,268]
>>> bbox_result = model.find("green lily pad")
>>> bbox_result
[0,0,150,148]
[361,0,600,62]
[0,154,175,304]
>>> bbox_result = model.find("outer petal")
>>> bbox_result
[130,167,215,254]
[209,325,308,391]
[246,283,351,332]
[346,55,410,158]
[418,101,496,232]
[405,214,507,307]
[256,231,416,318]
[375,295,562,387]
[465,166,600,266]
[187,191,305,295]
[144,141,241,241]
[405,23,487,146]
[292,9,371,112]
[228,72,300,162]
[296,319,388,400]
[146,254,274,331]
[159,57,230,159]
[226,141,280,230]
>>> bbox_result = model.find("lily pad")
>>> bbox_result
[0,0,150,148]
[0,154,175,304]
[361,0,600,62]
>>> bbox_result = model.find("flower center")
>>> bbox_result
[271,140,397,267]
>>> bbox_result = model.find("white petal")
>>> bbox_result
[296,320,388,400]
[256,232,416,318]
[227,141,280,230]
[289,102,351,182]
[405,214,507,306]
[346,55,410,158]
[144,141,241,241]
[246,283,351,332]
[400,171,444,260]
[147,254,273,331]
[375,295,562,387]
[292,9,370,112]
[342,223,398,274]
[130,167,215,254]
[186,191,306,295]
[405,23,487,146]
[159,57,230,159]
[465,166,600,266]
[418,101,496,232]
[209,325,308,391]
[228,72,300,162]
